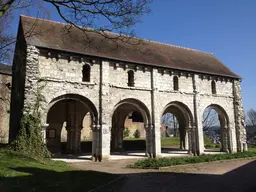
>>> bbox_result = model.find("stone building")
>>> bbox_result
[10,15,247,161]
[0,63,12,143]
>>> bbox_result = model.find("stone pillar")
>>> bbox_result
[233,80,247,152]
[66,126,81,153]
[191,125,197,155]
[151,69,161,158]
[117,127,124,151]
[192,74,204,155]
[222,127,229,152]
[42,123,49,144]
[92,124,100,161]
[145,125,153,157]
[23,45,40,113]
[184,127,189,150]
[100,61,111,160]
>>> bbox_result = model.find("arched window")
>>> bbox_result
[211,81,217,94]
[173,76,179,91]
[127,70,134,87]
[82,64,90,82]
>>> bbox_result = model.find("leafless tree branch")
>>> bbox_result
[246,109,256,126]
[0,0,152,63]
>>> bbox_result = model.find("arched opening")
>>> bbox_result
[173,76,179,91]
[211,81,216,94]
[127,70,135,87]
[161,102,195,154]
[82,64,91,82]
[202,105,230,152]
[46,94,98,156]
[111,99,150,156]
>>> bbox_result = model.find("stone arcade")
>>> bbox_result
[9,16,247,161]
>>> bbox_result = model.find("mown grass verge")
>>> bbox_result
[0,150,117,191]
[128,148,256,169]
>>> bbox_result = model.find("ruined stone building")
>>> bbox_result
[9,15,247,160]
[0,64,11,143]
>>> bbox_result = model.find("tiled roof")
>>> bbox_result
[19,15,240,79]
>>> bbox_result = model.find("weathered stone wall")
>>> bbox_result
[233,80,247,152]
[0,73,11,143]
[11,45,245,158]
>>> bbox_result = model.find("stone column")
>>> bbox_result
[222,127,229,152]
[100,61,111,160]
[151,68,161,158]
[192,74,204,155]
[92,124,100,161]
[145,124,153,157]
[42,123,49,144]
[184,127,189,150]
[233,80,247,152]
[192,125,197,155]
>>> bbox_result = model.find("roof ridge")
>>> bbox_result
[20,14,213,55]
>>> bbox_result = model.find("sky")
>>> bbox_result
[8,0,256,112]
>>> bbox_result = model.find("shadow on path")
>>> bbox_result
[0,160,255,192]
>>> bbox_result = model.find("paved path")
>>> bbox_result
[70,158,256,192]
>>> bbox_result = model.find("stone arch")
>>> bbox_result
[110,98,152,156]
[161,101,193,126]
[203,104,230,152]
[46,94,98,125]
[111,98,151,126]
[44,94,99,156]
[161,101,195,154]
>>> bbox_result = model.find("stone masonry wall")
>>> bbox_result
[15,46,244,158]
[0,73,11,143]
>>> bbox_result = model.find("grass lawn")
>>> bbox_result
[161,136,221,150]
[0,150,117,191]
[129,148,256,169]
[161,137,180,147]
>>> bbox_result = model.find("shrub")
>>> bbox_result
[10,84,51,160]
[123,128,130,138]
[133,129,140,138]
[129,150,256,169]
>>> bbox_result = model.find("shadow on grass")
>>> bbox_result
[0,167,120,192]
[1,160,256,192]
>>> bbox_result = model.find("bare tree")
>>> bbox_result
[161,113,179,137]
[203,108,219,131]
[246,109,256,126]
[0,0,151,63]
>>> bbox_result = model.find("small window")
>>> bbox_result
[82,64,90,82]
[173,76,179,91]
[211,81,217,94]
[127,70,134,87]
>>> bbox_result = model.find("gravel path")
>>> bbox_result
[70,158,256,192]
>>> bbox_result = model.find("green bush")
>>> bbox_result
[133,129,140,138]
[10,84,51,160]
[123,128,130,138]
[129,150,256,169]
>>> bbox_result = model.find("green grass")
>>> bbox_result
[161,136,221,150]
[124,138,145,140]
[161,137,180,147]
[0,150,117,191]
[129,148,256,169]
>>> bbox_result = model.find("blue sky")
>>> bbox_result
[9,0,256,112]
